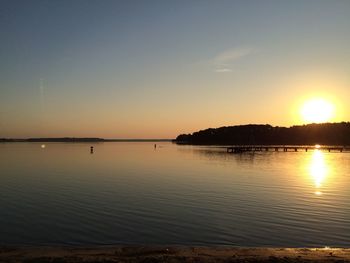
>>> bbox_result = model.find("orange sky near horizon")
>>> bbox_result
[1,1,349,139]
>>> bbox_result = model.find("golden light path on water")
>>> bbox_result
[309,150,330,196]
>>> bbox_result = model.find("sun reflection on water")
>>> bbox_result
[309,150,329,196]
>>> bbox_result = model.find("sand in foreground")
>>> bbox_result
[1,246,350,263]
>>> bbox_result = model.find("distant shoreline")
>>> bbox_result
[0,138,172,143]
[1,246,349,263]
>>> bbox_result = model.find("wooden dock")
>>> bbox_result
[226,145,350,153]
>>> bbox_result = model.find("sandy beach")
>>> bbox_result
[1,246,350,263]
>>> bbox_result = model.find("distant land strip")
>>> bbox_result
[175,122,350,146]
[0,138,172,143]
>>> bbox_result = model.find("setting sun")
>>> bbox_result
[300,98,335,124]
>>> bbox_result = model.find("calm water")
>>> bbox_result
[0,142,349,247]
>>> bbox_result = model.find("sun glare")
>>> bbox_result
[300,98,335,124]
[310,150,327,189]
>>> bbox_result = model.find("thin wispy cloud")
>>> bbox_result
[213,47,255,73]
[214,68,232,73]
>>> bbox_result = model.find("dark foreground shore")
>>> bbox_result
[1,246,350,263]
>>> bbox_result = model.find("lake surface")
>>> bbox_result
[0,142,349,247]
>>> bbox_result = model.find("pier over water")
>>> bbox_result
[226,145,349,153]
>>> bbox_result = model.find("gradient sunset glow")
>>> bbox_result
[1,0,349,138]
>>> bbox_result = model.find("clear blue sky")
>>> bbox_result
[1,0,349,138]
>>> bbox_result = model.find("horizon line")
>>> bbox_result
[1,121,349,141]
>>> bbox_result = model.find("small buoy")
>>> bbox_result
[41,144,46,149]
[90,146,94,154]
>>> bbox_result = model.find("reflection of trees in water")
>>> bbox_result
[197,149,257,164]
[177,146,280,166]
[176,146,289,169]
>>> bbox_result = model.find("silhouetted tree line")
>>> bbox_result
[0,138,18,142]
[175,122,350,145]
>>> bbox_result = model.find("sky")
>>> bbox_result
[1,0,349,138]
